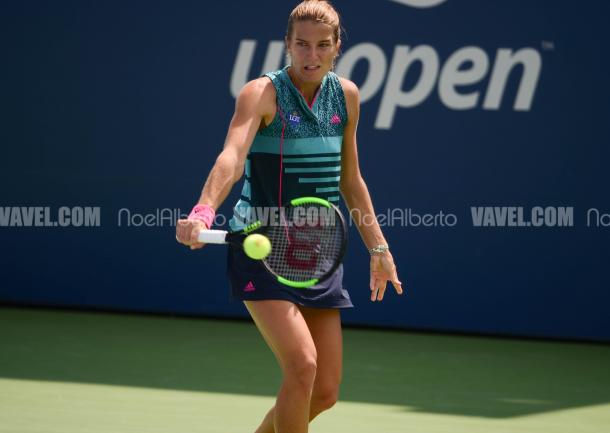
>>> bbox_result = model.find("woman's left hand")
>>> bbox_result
[369,252,403,302]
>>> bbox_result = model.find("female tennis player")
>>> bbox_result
[176,1,403,432]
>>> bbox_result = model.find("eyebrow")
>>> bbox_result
[296,38,332,43]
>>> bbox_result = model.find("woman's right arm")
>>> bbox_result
[176,78,275,248]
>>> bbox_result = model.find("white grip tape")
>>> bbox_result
[197,229,228,244]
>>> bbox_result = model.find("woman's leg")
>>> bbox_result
[245,300,318,433]
[248,302,343,432]
[299,306,343,420]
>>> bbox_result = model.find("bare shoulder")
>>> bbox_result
[237,77,276,115]
[338,77,360,124]
[338,77,360,105]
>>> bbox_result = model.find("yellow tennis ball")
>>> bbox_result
[243,234,271,260]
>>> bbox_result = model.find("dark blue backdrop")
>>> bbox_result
[2,0,609,341]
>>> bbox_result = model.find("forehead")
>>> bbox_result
[291,20,334,41]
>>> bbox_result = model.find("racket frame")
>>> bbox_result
[196,197,347,289]
[262,197,347,288]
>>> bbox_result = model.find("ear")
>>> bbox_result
[284,37,292,66]
[335,38,342,54]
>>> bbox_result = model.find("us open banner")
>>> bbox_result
[1,0,609,341]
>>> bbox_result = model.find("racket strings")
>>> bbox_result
[264,204,344,283]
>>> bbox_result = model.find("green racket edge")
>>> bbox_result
[290,196,331,208]
[242,220,262,234]
[277,276,319,288]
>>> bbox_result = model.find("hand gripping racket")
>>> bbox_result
[197,197,347,288]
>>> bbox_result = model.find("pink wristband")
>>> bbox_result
[188,204,215,229]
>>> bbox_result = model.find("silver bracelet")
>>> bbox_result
[368,244,389,255]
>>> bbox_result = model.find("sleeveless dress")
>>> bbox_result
[226,66,353,308]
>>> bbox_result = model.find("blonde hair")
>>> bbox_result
[286,0,342,43]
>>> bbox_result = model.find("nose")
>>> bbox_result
[307,45,321,61]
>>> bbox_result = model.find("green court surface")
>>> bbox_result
[0,308,609,433]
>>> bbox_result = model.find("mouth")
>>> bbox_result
[304,65,321,71]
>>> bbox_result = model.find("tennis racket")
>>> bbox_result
[197,196,347,288]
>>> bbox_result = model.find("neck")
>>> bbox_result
[287,67,321,106]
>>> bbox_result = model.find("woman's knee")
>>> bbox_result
[282,353,318,387]
[311,384,340,414]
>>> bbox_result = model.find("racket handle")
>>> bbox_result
[197,229,228,244]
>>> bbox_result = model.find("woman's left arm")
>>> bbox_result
[338,78,404,302]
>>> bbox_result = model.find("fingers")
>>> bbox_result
[390,264,404,294]
[392,279,404,295]
[369,273,378,302]
[175,219,205,249]
[175,219,190,244]
[389,265,403,295]
[370,272,403,302]
[188,225,203,249]
[370,273,387,302]
[376,280,387,302]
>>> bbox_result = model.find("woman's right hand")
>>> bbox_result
[175,219,207,250]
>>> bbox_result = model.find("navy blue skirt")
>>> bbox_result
[227,245,353,308]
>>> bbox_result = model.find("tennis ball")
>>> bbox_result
[243,234,271,260]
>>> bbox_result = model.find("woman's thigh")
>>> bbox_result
[244,300,317,371]
[298,307,343,390]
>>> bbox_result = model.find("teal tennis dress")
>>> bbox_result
[226,66,353,308]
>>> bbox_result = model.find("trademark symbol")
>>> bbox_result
[541,41,555,51]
